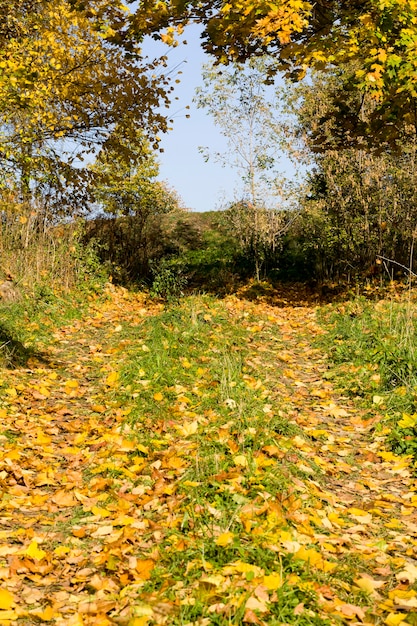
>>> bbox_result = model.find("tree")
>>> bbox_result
[91,130,180,219]
[195,58,295,280]
[87,132,183,282]
[0,0,173,218]
[4,1,417,169]
[285,68,417,280]
[131,0,417,149]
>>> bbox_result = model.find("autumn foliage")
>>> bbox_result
[0,283,416,624]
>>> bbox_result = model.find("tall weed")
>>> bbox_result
[0,200,108,367]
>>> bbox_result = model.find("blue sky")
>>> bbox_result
[143,26,233,212]
[142,27,298,213]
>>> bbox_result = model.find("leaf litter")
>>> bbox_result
[0,285,415,625]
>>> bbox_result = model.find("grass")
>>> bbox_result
[95,294,352,624]
[0,286,103,368]
[2,282,415,624]
[316,288,417,463]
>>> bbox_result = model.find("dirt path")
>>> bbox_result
[0,287,163,625]
[257,303,417,622]
[0,288,415,625]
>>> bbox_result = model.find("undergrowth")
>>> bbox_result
[316,288,417,462]
[0,218,108,368]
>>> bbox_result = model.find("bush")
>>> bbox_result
[150,258,188,302]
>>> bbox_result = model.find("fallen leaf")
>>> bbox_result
[135,559,155,580]
[29,605,56,621]
[385,613,408,626]
[234,455,249,467]
[263,573,282,590]
[0,589,14,610]
[396,562,417,584]
[25,541,47,561]
[105,371,119,387]
[245,595,268,613]
[337,603,366,620]
[176,420,198,437]
[216,532,234,547]
[355,576,385,595]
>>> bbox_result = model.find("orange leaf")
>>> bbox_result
[91,404,106,413]
[135,559,155,580]
[51,490,77,507]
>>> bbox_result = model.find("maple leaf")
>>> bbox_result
[216,532,234,547]
[0,589,14,610]
[25,541,47,561]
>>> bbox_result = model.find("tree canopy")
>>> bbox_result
[132,0,417,147]
[3,0,417,216]
[3,0,417,168]
[0,0,173,214]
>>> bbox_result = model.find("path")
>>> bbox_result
[259,304,417,621]
[0,286,415,625]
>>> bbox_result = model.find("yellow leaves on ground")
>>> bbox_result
[91,506,112,518]
[134,559,155,581]
[222,561,264,578]
[175,420,198,437]
[51,490,78,507]
[0,288,416,625]
[263,573,283,590]
[54,546,70,557]
[215,532,234,547]
[385,613,410,626]
[29,604,56,621]
[25,541,47,561]
[396,562,417,584]
[91,404,107,413]
[398,413,417,428]
[354,576,385,595]
[294,546,337,573]
[129,617,151,626]
[233,454,249,467]
[64,379,79,394]
[347,507,373,524]
[105,371,119,387]
[0,589,14,610]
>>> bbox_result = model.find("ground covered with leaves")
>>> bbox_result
[0,284,416,625]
